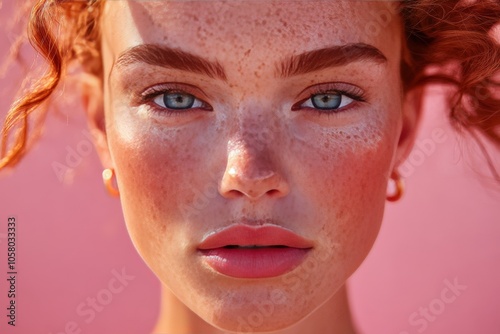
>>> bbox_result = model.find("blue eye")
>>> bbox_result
[153,92,206,110]
[302,92,354,111]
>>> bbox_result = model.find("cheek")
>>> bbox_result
[107,114,207,261]
[293,113,399,273]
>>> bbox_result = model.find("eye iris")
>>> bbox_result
[164,93,195,109]
[312,93,342,110]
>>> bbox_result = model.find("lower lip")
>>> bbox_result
[198,247,310,279]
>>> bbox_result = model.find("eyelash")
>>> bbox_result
[291,83,366,116]
[138,83,366,117]
[140,84,213,116]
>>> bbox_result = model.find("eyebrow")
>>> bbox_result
[115,44,228,80]
[114,43,387,80]
[277,43,387,77]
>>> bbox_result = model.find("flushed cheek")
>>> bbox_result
[109,116,218,313]
[292,117,396,268]
[107,114,212,259]
[294,118,393,195]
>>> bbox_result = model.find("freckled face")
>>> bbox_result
[100,0,404,331]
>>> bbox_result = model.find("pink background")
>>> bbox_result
[1,2,499,334]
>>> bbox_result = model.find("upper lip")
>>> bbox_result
[197,224,313,250]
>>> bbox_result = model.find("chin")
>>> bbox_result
[189,279,332,334]
[208,303,311,334]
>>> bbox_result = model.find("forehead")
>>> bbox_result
[102,0,402,64]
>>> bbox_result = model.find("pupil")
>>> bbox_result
[165,93,195,109]
[312,93,341,110]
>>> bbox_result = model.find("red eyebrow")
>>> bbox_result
[113,43,386,80]
[277,43,388,77]
[114,43,228,80]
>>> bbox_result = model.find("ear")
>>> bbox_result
[394,86,425,169]
[80,73,113,168]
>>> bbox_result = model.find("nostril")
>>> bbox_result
[266,189,281,197]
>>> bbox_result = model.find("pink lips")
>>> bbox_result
[197,224,313,279]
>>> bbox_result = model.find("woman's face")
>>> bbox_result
[94,0,411,331]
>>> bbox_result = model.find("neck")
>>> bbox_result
[151,284,357,334]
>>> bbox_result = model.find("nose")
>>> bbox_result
[219,136,290,200]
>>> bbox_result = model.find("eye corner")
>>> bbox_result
[138,83,214,114]
[290,98,307,111]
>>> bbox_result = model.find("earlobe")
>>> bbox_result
[394,86,425,168]
[80,73,113,168]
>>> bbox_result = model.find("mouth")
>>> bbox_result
[223,245,289,249]
[197,224,313,279]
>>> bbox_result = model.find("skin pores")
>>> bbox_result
[94,1,410,332]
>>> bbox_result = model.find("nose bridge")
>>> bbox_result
[229,97,278,153]
[227,105,275,176]
[238,112,273,155]
[220,101,288,199]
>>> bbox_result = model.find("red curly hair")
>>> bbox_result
[1,0,500,175]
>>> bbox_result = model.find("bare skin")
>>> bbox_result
[82,1,421,333]
[153,284,355,334]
